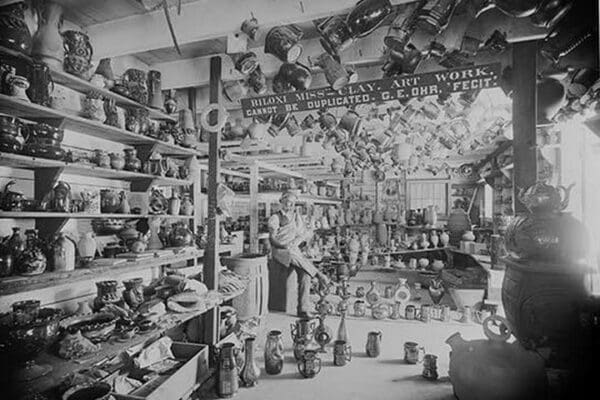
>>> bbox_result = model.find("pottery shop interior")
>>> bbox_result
[1,0,600,399]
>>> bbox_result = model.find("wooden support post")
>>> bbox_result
[203,56,222,345]
[34,168,64,202]
[512,41,538,214]
[249,162,259,253]
[188,87,197,126]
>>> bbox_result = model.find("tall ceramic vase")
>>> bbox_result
[31,1,64,69]
[147,70,163,109]
[77,232,96,265]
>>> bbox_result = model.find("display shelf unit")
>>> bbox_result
[0,45,176,122]
[234,191,342,206]
[29,287,245,394]
[0,211,193,219]
[0,242,240,296]
[0,94,204,158]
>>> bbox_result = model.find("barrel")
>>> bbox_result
[221,254,269,320]
[502,257,590,368]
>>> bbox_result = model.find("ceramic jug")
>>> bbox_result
[52,233,76,272]
[62,30,93,78]
[240,337,260,387]
[218,343,239,397]
[31,2,64,68]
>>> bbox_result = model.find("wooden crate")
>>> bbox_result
[113,342,209,400]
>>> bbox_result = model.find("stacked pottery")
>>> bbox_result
[62,30,93,79]
[22,122,66,160]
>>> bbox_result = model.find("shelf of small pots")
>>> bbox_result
[0,299,63,381]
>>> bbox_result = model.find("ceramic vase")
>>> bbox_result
[180,194,194,216]
[31,2,64,68]
[366,331,382,357]
[147,70,163,109]
[78,232,96,264]
[218,343,239,397]
[240,337,260,387]
[168,192,181,215]
[52,233,76,272]
[317,15,353,56]
[393,278,411,304]
[124,148,141,172]
[264,25,303,63]
[264,330,284,375]
[365,281,380,306]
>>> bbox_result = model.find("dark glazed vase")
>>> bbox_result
[0,2,32,54]
[346,0,393,38]
[26,62,53,107]
[62,30,93,78]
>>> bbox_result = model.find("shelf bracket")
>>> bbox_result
[134,143,160,163]
[36,217,69,237]
[34,167,64,202]
[131,177,157,193]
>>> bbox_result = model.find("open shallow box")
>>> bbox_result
[113,342,209,400]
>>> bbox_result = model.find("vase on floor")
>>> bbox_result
[240,337,260,387]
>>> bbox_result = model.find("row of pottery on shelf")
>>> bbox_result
[0,117,66,160]
[0,226,98,276]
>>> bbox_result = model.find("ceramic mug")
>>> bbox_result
[333,340,352,366]
[403,341,425,364]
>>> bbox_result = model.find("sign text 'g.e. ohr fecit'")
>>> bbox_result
[241,63,501,118]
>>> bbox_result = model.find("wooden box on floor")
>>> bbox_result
[113,342,209,400]
[268,258,298,314]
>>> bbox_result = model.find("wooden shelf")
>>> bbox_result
[0,152,193,185]
[371,247,452,257]
[0,94,204,157]
[0,248,205,295]
[0,211,193,219]
[0,45,176,122]
[234,191,342,205]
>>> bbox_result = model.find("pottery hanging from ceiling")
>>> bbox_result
[384,1,422,51]
[313,53,349,91]
[241,16,260,40]
[272,71,294,94]
[316,15,354,56]
[264,25,303,63]
[470,0,544,18]
[416,0,459,35]
[529,0,572,29]
[536,77,566,124]
[223,80,249,103]
[346,0,393,38]
[31,1,64,68]
[0,2,32,54]
[233,52,259,75]
[248,65,267,95]
[278,63,312,91]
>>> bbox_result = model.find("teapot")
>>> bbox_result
[517,181,573,214]
[446,316,547,400]
[1,180,24,211]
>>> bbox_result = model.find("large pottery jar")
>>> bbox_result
[0,2,32,54]
[51,233,76,272]
[31,1,64,68]
[446,316,547,400]
[78,232,96,265]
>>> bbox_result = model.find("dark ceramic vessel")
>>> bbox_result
[346,0,393,38]
[0,2,32,54]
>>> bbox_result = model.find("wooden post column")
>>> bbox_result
[203,56,222,344]
[512,41,538,213]
[249,162,259,253]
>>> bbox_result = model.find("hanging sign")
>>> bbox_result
[241,63,501,118]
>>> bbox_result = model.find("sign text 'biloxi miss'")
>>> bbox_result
[241,63,501,118]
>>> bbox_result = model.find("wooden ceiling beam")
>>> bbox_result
[85,0,413,59]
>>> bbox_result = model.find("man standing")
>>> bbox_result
[268,190,329,317]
